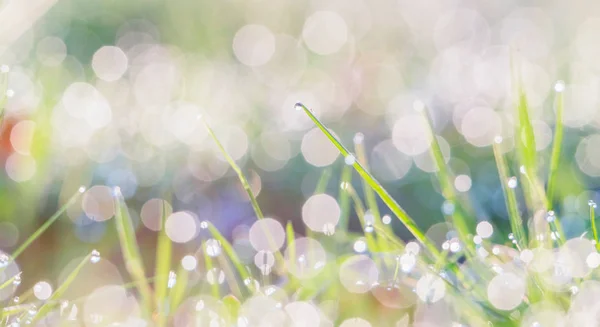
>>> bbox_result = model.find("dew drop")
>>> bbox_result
[294,102,304,111]
[6,89,14,98]
[364,223,374,233]
[322,223,335,236]
[13,296,19,303]
[589,200,597,209]
[167,271,176,289]
[204,239,222,257]
[449,239,461,253]
[78,186,86,193]
[200,221,209,229]
[494,135,503,144]
[507,177,518,189]
[90,250,100,263]
[344,154,356,165]
[519,166,526,174]
[206,268,225,285]
[508,233,514,240]
[546,211,555,222]
[554,80,565,93]
[13,274,21,286]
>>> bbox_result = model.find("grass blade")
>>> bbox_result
[154,199,172,327]
[353,133,382,226]
[32,251,95,323]
[492,140,528,248]
[591,203,600,251]
[203,118,264,219]
[337,164,353,232]
[168,263,189,312]
[113,187,153,314]
[314,167,332,194]
[418,102,475,251]
[546,81,564,209]
[295,102,441,260]
[11,187,85,260]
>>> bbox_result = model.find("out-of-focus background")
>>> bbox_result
[1,0,599,288]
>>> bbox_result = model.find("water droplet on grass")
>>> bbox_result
[344,154,356,165]
[294,102,303,111]
[205,239,222,257]
[90,250,100,263]
[507,177,518,189]
[554,80,565,93]
[6,89,14,98]
[167,271,176,289]
[382,215,391,225]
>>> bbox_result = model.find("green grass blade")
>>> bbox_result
[296,102,441,260]
[418,103,475,249]
[492,141,528,248]
[546,81,564,208]
[591,203,600,251]
[337,164,353,232]
[203,250,220,298]
[0,272,21,291]
[154,199,172,327]
[314,167,332,194]
[113,187,153,314]
[32,251,94,323]
[345,183,379,253]
[168,263,189,312]
[205,224,253,285]
[353,133,382,225]
[203,118,264,219]
[11,187,85,260]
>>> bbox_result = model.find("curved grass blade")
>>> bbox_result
[202,118,264,220]
[113,187,153,314]
[32,251,95,323]
[295,102,441,261]
[11,187,85,261]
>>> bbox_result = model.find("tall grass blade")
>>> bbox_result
[154,199,172,327]
[492,141,528,248]
[591,203,600,251]
[546,81,564,209]
[296,102,441,260]
[203,118,264,219]
[418,103,475,250]
[113,187,153,314]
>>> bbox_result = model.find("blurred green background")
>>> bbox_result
[1,0,599,289]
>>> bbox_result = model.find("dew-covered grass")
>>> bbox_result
[2,70,600,327]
